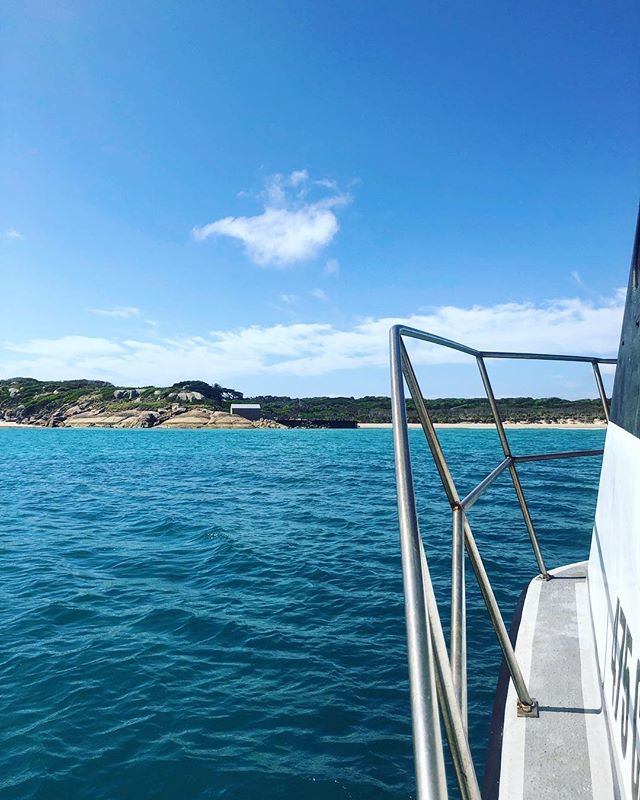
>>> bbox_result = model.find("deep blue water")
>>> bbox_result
[0,428,605,799]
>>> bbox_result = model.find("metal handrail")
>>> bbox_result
[389,324,614,799]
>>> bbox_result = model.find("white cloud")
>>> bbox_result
[90,306,141,319]
[280,294,297,304]
[325,258,340,275]
[1,294,624,389]
[192,170,351,267]
[6,336,124,360]
[3,228,24,240]
[310,288,329,301]
[289,169,308,187]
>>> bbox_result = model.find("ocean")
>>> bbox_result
[0,427,605,799]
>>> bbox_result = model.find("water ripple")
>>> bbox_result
[0,428,604,799]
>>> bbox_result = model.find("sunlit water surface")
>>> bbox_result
[0,428,605,799]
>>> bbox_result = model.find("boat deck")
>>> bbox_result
[488,561,620,799]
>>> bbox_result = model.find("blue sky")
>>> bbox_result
[1,1,638,398]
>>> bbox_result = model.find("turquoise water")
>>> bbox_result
[0,428,605,799]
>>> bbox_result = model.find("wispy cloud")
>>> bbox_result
[3,228,24,240]
[325,258,340,275]
[570,269,601,299]
[280,293,297,304]
[89,306,141,319]
[571,270,588,289]
[310,288,329,301]
[192,170,351,267]
[3,293,624,387]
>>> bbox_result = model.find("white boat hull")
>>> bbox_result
[589,420,640,799]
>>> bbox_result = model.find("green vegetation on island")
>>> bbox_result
[246,395,607,424]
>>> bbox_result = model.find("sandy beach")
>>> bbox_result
[357,421,607,430]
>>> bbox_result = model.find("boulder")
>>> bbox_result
[254,418,287,429]
[156,409,251,428]
[47,410,66,427]
[207,411,254,428]
[157,408,215,428]
[176,391,205,402]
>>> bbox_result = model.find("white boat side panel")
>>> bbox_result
[589,421,640,800]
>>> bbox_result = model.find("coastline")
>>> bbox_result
[0,420,607,430]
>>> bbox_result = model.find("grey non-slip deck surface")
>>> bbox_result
[498,562,618,799]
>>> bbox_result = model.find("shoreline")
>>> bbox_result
[358,421,607,429]
[0,420,607,430]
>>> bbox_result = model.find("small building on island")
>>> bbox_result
[229,403,261,421]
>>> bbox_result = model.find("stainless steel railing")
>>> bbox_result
[389,324,615,800]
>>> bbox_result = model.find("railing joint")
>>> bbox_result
[517,698,539,718]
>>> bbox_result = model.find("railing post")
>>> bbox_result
[389,327,449,800]
[399,342,457,507]
[476,356,550,580]
[451,506,467,730]
[418,540,482,800]
[592,361,610,422]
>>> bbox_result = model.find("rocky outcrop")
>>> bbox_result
[113,389,139,400]
[57,407,284,429]
[62,408,167,428]
[158,409,254,428]
[64,411,143,428]
[0,377,284,429]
